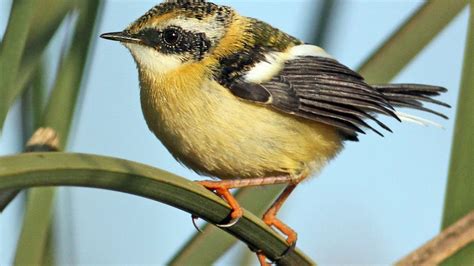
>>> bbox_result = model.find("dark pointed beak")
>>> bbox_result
[100,31,141,44]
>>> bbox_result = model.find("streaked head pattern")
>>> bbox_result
[101,0,302,80]
[125,1,234,61]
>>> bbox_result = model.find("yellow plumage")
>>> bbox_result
[138,60,342,179]
[122,9,343,180]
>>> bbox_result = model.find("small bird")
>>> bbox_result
[100,0,449,264]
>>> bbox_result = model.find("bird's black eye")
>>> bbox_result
[163,28,181,45]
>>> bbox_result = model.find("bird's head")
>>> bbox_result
[101,0,301,83]
[100,0,240,75]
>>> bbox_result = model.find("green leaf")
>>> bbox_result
[441,1,474,264]
[21,58,47,142]
[16,0,72,107]
[13,188,55,265]
[0,0,37,129]
[41,0,103,141]
[0,152,315,266]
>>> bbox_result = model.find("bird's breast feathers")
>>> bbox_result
[137,45,343,178]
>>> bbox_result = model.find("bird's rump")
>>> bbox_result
[227,55,449,141]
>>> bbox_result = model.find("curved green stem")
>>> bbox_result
[0,152,314,266]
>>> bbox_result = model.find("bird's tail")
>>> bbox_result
[373,84,450,127]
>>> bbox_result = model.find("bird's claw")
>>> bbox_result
[216,215,240,228]
[255,240,296,266]
[191,214,203,233]
[274,240,297,262]
[191,211,240,232]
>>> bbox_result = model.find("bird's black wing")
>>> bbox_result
[228,56,399,141]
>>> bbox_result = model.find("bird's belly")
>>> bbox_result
[141,81,343,179]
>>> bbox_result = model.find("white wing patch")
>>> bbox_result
[244,52,286,83]
[244,44,332,83]
[288,45,333,60]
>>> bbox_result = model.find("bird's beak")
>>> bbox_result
[100,31,141,44]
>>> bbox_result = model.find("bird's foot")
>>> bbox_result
[255,241,296,266]
[194,180,243,227]
[256,194,298,265]
[262,210,298,244]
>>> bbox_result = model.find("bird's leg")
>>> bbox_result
[257,181,301,265]
[197,176,301,266]
[262,184,298,244]
[195,175,294,227]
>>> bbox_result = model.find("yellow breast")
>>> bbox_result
[138,62,343,179]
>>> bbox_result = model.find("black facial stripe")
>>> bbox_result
[138,27,211,60]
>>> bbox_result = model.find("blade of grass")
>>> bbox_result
[0,0,37,129]
[40,0,102,139]
[13,0,103,264]
[17,0,73,99]
[0,0,71,131]
[21,58,47,143]
[311,0,337,46]
[13,188,55,266]
[441,1,474,264]
[358,0,468,83]
[169,1,467,264]
[22,0,73,66]
[0,152,315,266]
[12,0,73,109]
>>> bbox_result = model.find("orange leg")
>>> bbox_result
[196,176,293,225]
[197,181,243,221]
[262,184,298,244]
[196,176,302,266]
[257,183,301,265]
[257,251,271,266]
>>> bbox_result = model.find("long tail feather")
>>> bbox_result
[373,83,450,119]
[371,84,450,128]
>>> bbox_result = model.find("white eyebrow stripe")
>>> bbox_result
[157,17,225,43]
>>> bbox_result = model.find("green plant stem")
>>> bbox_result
[0,0,37,129]
[13,188,56,265]
[441,1,474,264]
[0,152,315,266]
[21,58,47,143]
[41,0,102,140]
[16,0,72,107]
[311,0,337,47]
[358,0,468,83]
